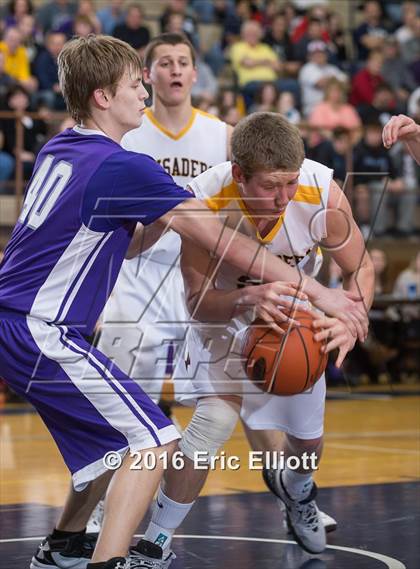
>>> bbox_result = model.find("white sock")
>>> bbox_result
[282,468,313,500]
[144,487,195,551]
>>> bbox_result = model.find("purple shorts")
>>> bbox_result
[0,309,180,490]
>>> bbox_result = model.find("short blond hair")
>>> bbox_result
[231,112,305,179]
[58,35,142,123]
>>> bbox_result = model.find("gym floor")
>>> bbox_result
[1,392,419,569]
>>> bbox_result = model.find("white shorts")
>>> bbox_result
[173,323,326,440]
[98,253,187,402]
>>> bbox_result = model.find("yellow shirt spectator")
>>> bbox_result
[0,41,30,82]
[230,41,279,87]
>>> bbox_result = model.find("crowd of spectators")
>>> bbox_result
[0,0,419,239]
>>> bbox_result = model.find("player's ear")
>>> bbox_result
[143,67,152,85]
[92,88,110,110]
[232,162,246,184]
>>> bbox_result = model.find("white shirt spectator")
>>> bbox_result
[298,41,347,116]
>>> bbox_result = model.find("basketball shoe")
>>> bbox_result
[262,467,337,533]
[129,539,176,569]
[274,470,326,554]
[30,531,95,568]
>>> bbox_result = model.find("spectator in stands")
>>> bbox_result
[277,90,300,124]
[393,252,420,298]
[36,0,77,34]
[113,3,150,53]
[395,1,419,45]
[293,17,328,64]
[350,49,384,108]
[191,53,219,102]
[3,0,33,29]
[249,81,278,112]
[386,142,420,237]
[400,16,420,79]
[96,0,125,36]
[220,104,241,126]
[72,14,95,37]
[311,127,352,187]
[0,50,15,103]
[358,83,397,126]
[160,0,198,46]
[17,14,42,63]
[230,19,281,108]
[33,31,66,110]
[0,84,47,180]
[382,37,417,107]
[221,0,251,48]
[0,129,15,194]
[0,26,36,92]
[264,12,300,77]
[353,0,389,62]
[327,11,348,65]
[370,248,388,295]
[353,121,403,237]
[298,40,347,116]
[75,0,101,34]
[308,78,361,138]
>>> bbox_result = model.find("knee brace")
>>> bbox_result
[179,397,240,462]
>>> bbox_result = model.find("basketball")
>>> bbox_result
[242,310,328,396]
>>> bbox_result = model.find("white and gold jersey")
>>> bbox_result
[189,159,332,302]
[121,108,228,264]
[123,107,228,187]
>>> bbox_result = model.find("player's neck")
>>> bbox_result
[151,98,194,135]
[81,117,123,144]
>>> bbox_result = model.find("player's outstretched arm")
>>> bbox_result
[180,238,307,334]
[382,114,420,164]
[160,198,367,334]
[321,180,375,341]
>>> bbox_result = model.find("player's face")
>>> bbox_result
[108,68,148,132]
[145,43,197,106]
[240,169,300,219]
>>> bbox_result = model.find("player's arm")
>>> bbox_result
[322,181,375,311]
[382,114,420,164]
[160,198,368,339]
[125,220,169,259]
[180,238,307,334]
[313,181,375,365]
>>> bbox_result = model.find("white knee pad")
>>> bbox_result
[179,397,240,462]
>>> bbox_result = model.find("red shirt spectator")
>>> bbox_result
[350,50,384,107]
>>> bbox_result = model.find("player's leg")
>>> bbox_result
[0,313,180,568]
[243,426,338,533]
[131,395,241,566]
[240,376,328,553]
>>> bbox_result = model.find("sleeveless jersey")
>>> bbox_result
[189,159,333,325]
[121,107,228,264]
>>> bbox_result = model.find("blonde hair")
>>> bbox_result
[231,112,305,179]
[58,34,142,123]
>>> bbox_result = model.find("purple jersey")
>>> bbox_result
[0,127,191,334]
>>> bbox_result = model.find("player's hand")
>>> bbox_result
[312,316,356,367]
[243,282,308,335]
[312,287,368,342]
[382,114,419,149]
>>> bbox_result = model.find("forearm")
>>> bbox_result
[342,258,375,311]
[125,220,167,259]
[188,287,251,322]
[404,137,420,165]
